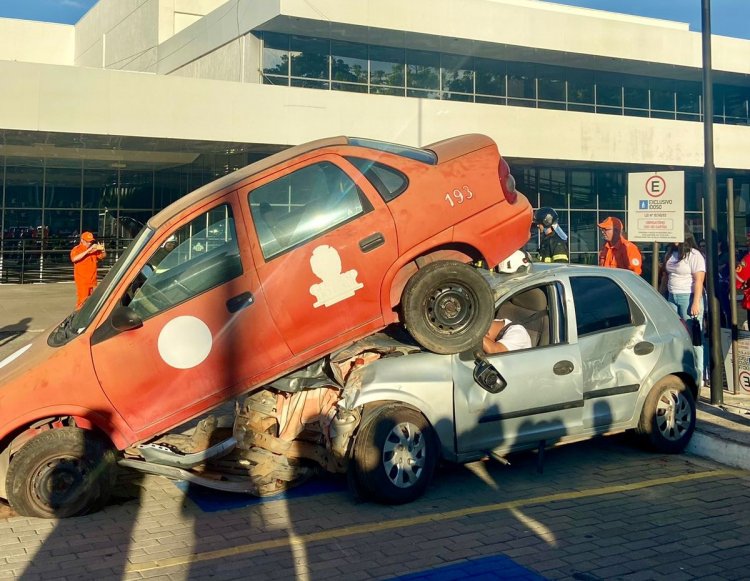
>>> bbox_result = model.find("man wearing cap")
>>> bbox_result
[598,216,642,275]
[70,231,106,309]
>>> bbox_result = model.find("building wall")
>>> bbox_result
[2,59,749,171]
[155,0,750,80]
[73,0,229,72]
[0,19,74,65]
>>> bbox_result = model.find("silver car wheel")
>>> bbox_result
[654,388,692,442]
[382,421,426,488]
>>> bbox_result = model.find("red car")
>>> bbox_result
[0,134,531,517]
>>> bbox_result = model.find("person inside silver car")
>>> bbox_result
[482,318,532,354]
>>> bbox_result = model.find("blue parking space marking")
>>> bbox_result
[174,475,347,512]
[388,555,546,581]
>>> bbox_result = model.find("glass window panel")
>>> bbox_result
[539,101,565,111]
[597,106,623,116]
[475,57,505,97]
[571,276,632,336]
[597,171,625,211]
[44,166,82,209]
[290,36,329,80]
[3,209,42,238]
[569,211,598,262]
[625,108,650,118]
[537,66,565,102]
[514,168,537,206]
[262,75,288,87]
[568,70,594,105]
[371,85,405,96]
[332,82,368,94]
[126,204,242,319]
[406,50,439,90]
[568,103,594,113]
[369,45,405,88]
[651,88,675,113]
[249,161,369,259]
[82,209,102,238]
[82,168,118,211]
[725,89,749,122]
[154,168,188,210]
[441,54,473,95]
[570,170,595,209]
[475,94,506,105]
[650,110,675,120]
[507,63,535,100]
[331,40,368,84]
[5,159,43,208]
[596,84,622,107]
[508,98,535,108]
[262,32,289,77]
[624,86,648,110]
[290,78,329,90]
[118,170,154,210]
[538,168,566,210]
[677,84,701,115]
[407,88,439,99]
[44,210,80,238]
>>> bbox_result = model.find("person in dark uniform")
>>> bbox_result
[533,207,569,263]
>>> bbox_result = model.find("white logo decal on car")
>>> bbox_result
[158,316,213,369]
[309,245,364,307]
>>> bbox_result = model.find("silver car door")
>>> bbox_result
[452,281,584,455]
[569,274,662,431]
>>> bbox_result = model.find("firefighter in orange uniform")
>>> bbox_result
[598,216,643,275]
[70,231,106,309]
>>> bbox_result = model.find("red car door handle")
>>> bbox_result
[227,292,254,313]
[359,232,385,252]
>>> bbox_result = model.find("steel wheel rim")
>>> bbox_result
[425,282,477,336]
[31,456,88,512]
[382,422,426,488]
[655,388,692,441]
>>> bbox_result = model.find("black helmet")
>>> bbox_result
[533,207,558,228]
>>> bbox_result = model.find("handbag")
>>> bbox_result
[687,316,702,346]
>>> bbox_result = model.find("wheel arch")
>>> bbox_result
[383,243,485,322]
[0,412,125,500]
[354,399,453,460]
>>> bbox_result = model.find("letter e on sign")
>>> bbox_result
[645,175,666,198]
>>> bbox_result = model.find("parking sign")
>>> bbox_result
[627,171,685,242]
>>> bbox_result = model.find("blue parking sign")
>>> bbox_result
[639,200,649,210]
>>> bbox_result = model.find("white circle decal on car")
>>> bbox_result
[158,316,212,369]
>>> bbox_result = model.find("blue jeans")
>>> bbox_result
[668,292,704,384]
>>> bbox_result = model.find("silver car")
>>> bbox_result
[340,263,699,504]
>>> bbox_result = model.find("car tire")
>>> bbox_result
[352,405,437,504]
[402,260,494,354]
[636,376,696,454]
[6,427,117,518]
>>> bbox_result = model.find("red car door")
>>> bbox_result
[91,195,292,438]
[242,156,399,357]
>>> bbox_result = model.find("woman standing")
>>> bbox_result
[663,229,706,386]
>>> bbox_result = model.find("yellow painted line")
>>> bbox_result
[126,468,745,573]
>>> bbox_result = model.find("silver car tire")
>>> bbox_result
[352,405,437,504]
[636,376,696,454]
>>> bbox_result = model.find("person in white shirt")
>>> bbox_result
[482,318,532,354]
[663,229,706,384]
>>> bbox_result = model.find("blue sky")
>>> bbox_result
[0,0,748,40]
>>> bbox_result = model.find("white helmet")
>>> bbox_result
[496,250,531,274]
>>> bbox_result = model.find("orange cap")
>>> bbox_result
[598,217,623,231]
[81,231,95,242]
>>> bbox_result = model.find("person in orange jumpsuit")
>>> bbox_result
[598,216,643,275]
[70,231,106,309]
